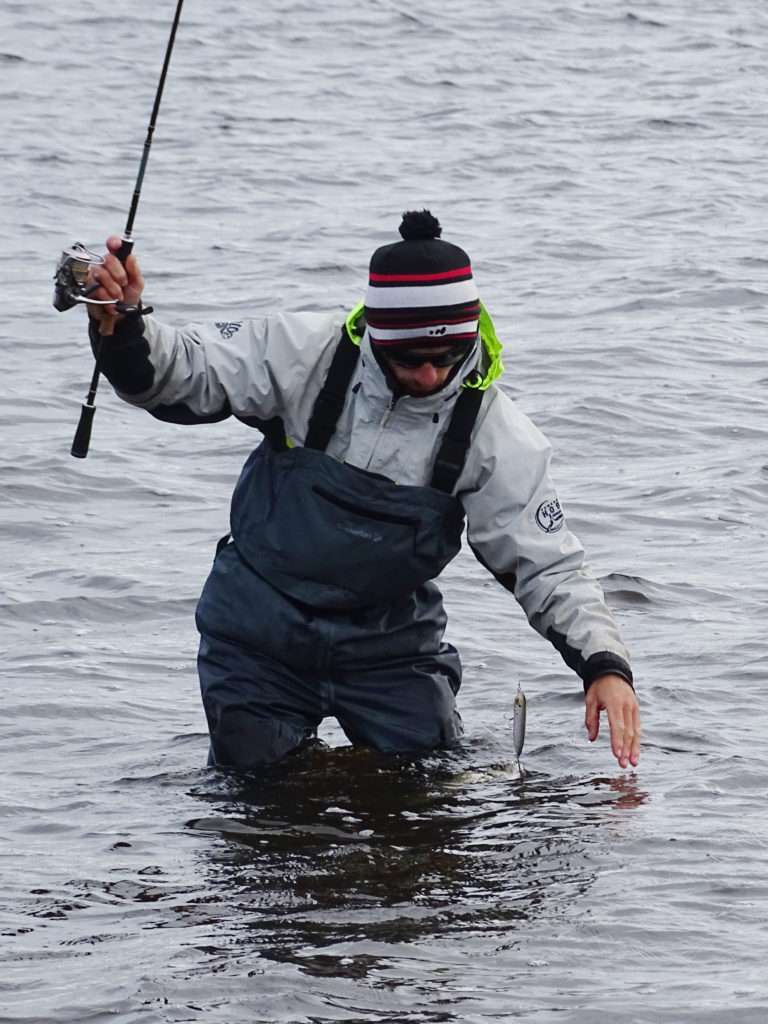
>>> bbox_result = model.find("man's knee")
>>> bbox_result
[198,634,319,770]
[204,697,315,769]
[338,664,464,754]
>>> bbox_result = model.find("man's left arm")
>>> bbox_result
[459,395,640,767]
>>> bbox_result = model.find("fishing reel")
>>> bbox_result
[52,243,111,312]
[53,241,147,316]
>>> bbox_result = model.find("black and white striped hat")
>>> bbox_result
[364,211,480,351]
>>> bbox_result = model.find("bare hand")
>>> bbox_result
[85,235,145,327]
[585,674,641,768]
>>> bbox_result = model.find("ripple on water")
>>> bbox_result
[3,0,768,1021]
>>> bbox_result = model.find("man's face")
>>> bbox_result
[383,346,464,397]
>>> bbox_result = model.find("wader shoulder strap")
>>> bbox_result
[231,326,359,452]
[303,320,482,489]
[430,386,485,494]
[234,413,289,451]
[304,325,361,451]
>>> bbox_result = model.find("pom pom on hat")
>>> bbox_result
[399,209,442,241]
[365,210,480,351]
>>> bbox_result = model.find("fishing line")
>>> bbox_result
[54,0,185,458]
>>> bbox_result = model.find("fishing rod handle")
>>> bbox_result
[70,238,133,458]
[71,402,96,459]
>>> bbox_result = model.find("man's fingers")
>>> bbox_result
[585,675,642,769]
[105,238,144,302]
[584,696,600,742]
[101,252,128,288]
[124,258,145,301]
[90,270,123,301]
[125,253,141,282]
[607,701,642,768]
[82,236,142,322]
[85,265,123,319]
[630,705,642,766]
[607,706,626,765]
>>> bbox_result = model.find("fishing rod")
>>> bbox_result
[54,0,185,458]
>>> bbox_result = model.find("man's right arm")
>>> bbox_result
[84,236,342,428]
[86,236,190,414]
[87,315,231,424]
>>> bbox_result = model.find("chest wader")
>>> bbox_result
[196,326,485,769]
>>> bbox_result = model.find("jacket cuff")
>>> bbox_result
[581,652,634,693]
[88,316,154,395]
[88,312,145,354]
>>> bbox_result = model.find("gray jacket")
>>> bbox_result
[103,307,633,689]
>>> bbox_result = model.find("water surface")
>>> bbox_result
[2,1,767,1020]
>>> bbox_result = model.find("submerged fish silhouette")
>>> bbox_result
[187,815,372,844]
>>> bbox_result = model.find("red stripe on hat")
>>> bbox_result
[369,265,472,284]
[366,314,479,329]
[370,331,478,347]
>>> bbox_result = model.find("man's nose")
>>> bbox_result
[414,363,439,387]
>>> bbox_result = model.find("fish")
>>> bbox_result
[512,684,527,770]
[443,685,528,789]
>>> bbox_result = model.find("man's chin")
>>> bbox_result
[404,384,440,398]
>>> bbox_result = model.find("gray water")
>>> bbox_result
[2,1,767,1020]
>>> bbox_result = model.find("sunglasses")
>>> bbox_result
[385,348,468,369]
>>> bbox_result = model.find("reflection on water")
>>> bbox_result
[4,0,767,1016]
[183,746,649,976]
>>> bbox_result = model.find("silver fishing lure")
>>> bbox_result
[512,683,527,772]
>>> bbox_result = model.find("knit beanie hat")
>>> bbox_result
[364,210,480,351]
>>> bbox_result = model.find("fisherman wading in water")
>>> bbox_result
[85,211,641,770]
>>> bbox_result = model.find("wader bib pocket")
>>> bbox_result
[229,443,464,609]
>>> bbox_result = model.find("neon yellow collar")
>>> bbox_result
[346,301,504,391]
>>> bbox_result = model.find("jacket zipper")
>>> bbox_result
[364,394,398,471]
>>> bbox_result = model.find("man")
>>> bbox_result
[86,210,641,770]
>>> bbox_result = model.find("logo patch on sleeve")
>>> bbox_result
[215,321,242,339]
[535,496,564,534]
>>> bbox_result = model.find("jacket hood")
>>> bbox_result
[345,301,505,410]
